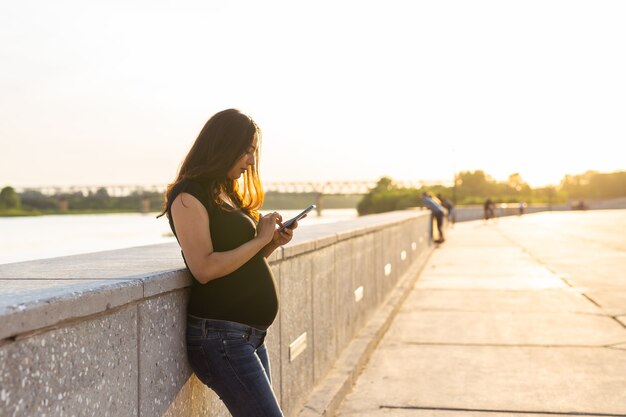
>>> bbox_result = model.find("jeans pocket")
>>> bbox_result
[187,345,213,386]
[220,336,266,382]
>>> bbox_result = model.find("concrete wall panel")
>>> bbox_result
[0,306,138,417]
[380,228,397,298]
[279,254,314,417]
[333,239,355,352]
[311,245,338,381]
[138,289,195,417]
[353,233,376,331]
[373,228,386,307]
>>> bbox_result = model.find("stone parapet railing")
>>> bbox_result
[453,204,571,223]
[453,198,626,223]
[0,210,434,417]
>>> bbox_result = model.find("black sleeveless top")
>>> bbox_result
[166,180,278,329]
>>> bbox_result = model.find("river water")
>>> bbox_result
[0,209,358,265]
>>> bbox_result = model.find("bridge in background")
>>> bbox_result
[16,180,438,197]
[16,180,442,214]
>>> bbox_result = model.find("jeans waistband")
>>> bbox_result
[187,315,267,338]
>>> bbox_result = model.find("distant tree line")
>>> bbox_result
[3,170,624,217]
[560,171,626,200]
[0,187,164,216]
[357,170,626,215]
[0,187,362,216]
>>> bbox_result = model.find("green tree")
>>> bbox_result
[357,177,423,215]
[19,190,58,210]
[372,176,395,192]
[455,170,496,202]
[507,173,531,194]
[587,171,626,199]
[560,170,626,200]
[0,186,21,209]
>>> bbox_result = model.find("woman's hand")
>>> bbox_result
[256,212,280,244]
[273,214,306,246]
[261,213,306,257]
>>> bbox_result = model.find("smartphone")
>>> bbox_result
[278,204,316,232]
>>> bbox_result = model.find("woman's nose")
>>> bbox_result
[248,154,255,166]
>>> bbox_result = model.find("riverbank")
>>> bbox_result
[0,208,152,217]
[0,196,362,217]
[0,208,44,217]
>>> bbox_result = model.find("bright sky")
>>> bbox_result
[1,0,624,189]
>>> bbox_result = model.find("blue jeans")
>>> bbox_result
[186,315,283,417]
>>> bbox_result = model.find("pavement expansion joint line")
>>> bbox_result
[492,227,580,287]
[407,308,609,319]
[401,341,611,349]
[495,228,621,323]
[379,405,626,417]
[610,316,626,330]
[580,293,604,309]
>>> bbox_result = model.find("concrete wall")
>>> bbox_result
[452,198,626,223]
[453,203,571,223]
[585,197,626,210]
[0,210,433,417]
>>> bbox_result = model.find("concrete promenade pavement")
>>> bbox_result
[335,210,626,417]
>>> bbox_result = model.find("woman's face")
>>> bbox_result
[226,134,258,180]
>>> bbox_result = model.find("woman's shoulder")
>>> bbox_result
[169,179,213,209]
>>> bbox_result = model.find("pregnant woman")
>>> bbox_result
[159,108,298,416]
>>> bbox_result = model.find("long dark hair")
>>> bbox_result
[158,109,264,220]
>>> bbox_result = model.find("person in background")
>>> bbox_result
[422,192,446,243]
[484,198,496,220]
[437,193,456,225]
[158,109,297,417]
